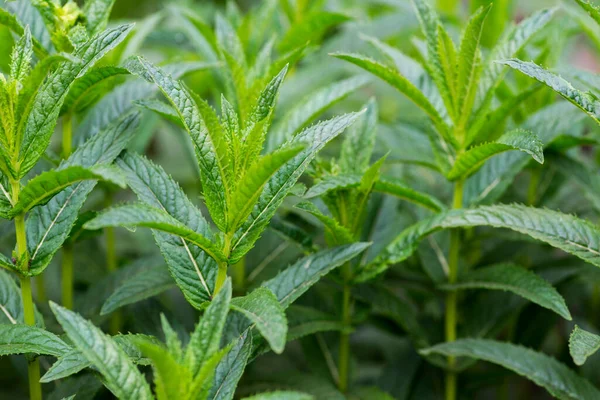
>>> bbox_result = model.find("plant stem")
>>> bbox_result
[445,178,464,400]
[62,244,74,309]
[232,257,245,294]
[338,267,351,393]
[214,262,228,295]
[12,180,42,400]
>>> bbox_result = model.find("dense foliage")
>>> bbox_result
[3,0,600,399]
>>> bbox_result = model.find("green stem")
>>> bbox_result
[445,179,464,400]
[338,270,351,393]
[214,261,228,296]
[232,257,245,294]
[12,180,42,400]
[62,245,74,309]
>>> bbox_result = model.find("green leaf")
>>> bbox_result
[447,129,544,181]
[0,269,29,323]
[340,97,378,175]
[263,243,370,308]
[228,146,303,234]
[420,339,600,399]
[208,332,252,400]
[278,11,351,53]
[185,279,232,376]
[269,76,371,151]
[101,264,174,315]
[304,174,361,199]
[27,113,140,273]
[49,302,154,400]
[84,203,225,263]
[374,178,445,212]
[500,59,600,125]
[83,0,116,36]
[574,0,600,26]
[0,324,70,356]
[18,24,134,178]
[569,325,600,366]
[476,8,556,110]
[125,56,230,231]
[242,392,313,400]
[231,287,287,354]
[14,164,126,215]
[61,66,129,114]
[440,263,571,320]
[9,26,33,84]
[295,202,354,245]
[0,8,48,58]
[364,204,600,281]
[455,6,490,129]
[331,53,448,139]
[230,112,363,260]
[41,334,158,382]
[135,99,182,127]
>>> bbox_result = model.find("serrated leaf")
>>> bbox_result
[208,332,252,400]
[574,0,600,26]
[0,8,48,58]
[569,325,600,366]
[331,53,448,139]
[270,76,371,151]
[0,324,70,356]
[500,59,600,125]
[185,279,232,376]
[340,97,377,175]
[14,164,126,215]
[303,174,360,199]
[295,202,354,245]
[230,112,363,260]
[447,129,544,181]
[50,302,154,400]
[116,151,217,306]
[228,146,303,233]
[440,263,571,320]
[263,243,370,308]
[84,203,225,263]
[61,66,129,114]
[362,204,600,281]
[10,26,33,84]
[27,112,139,273]
[374,178,445,212]
[101,264,174,315]
[0,269,28,323]
[84,0,116,36]
[420,339,600,399]
[18,24,133,178]
[41,334,158,382]
[125,56,230,231]
[231,287,287,354]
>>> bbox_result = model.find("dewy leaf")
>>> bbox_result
[84,0,116,36]
[50,302,154,400]
[101,264,174,315]
[0,324,70,357]
[447,129,544,181]
[420,339,600,400]
[228,146,303,233]
[362,204,600,281]
[208,332,252,400]
[185,279,232,376]
[374,178,446,212]
[500,59,600,125]
[231,287,287,354]
[230,112,363,260]
[27,112,140,273]
[13,164,126,215]
[263,243,371,308]
[440,263,571,320]
[116,151,218,306]
[84,203,226,263]
[18,24,134,178]
[125,56,229,231]
[269,75,371,151]
[569,325,600,366]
